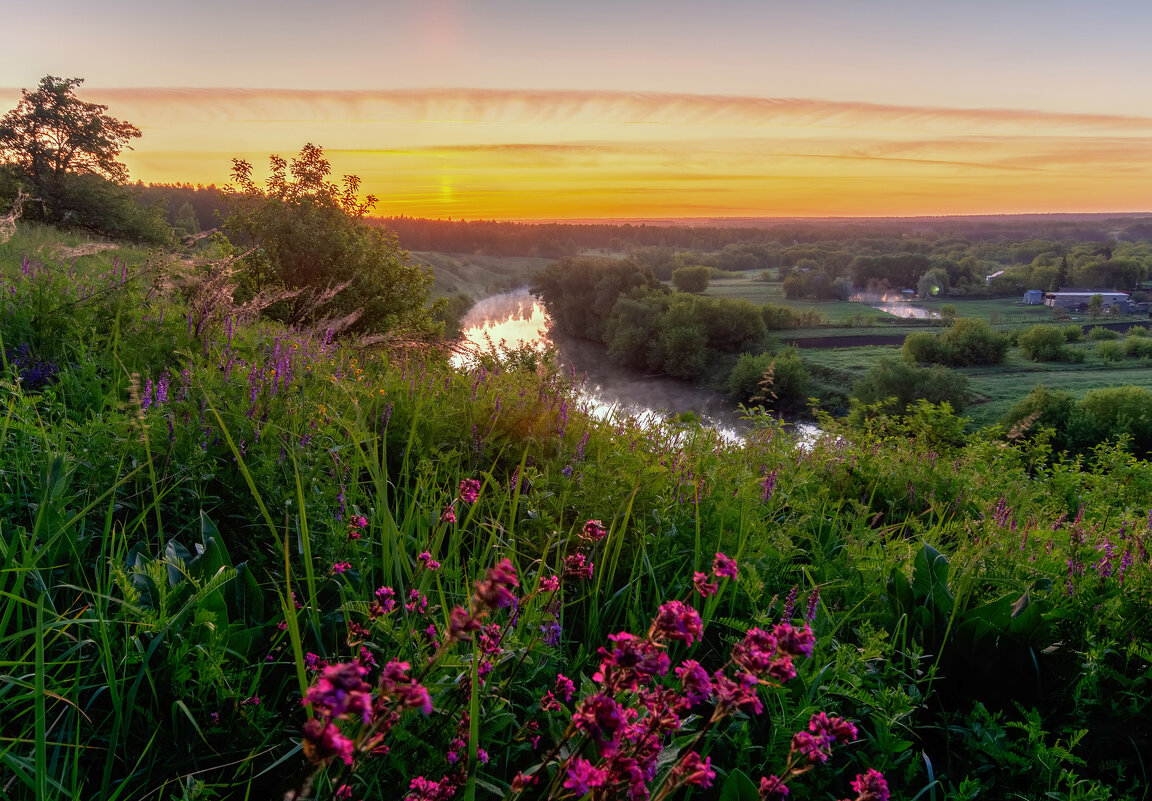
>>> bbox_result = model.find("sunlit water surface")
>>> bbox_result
[456,289,819,444]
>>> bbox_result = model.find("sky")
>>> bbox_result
[3,0,1152,219]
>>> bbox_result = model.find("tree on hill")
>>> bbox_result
[671,264,711,293]
[223,143,433,334]
[0,75,168,242]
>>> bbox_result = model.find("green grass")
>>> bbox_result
[704,271,896,323]
[3,223,1152,801]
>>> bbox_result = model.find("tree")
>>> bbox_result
[671,264,711,293]
[0,76,140,188]
[0,76,169,241]
[223,144,433,334]
[1088,293,1104,319]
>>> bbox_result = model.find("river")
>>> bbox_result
[455,289,819,442]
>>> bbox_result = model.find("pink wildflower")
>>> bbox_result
[564,757,608,795]
[759,775,790,799]
[581,519,608,541]
[653,600,704,645]
[850,768,890,801]
[693,571,718,597]
[418,551,441,571]
[459,478,481,504]
[713,551,738,579]
[474,558,519,609]
[539,575,560,592]
[332,561,352,574]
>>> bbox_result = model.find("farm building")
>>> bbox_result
[1023,290,1044,305]
[1043,290,1130,312]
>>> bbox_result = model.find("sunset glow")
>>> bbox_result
[5,1,1152,219]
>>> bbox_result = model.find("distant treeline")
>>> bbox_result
[375,214,1152,259]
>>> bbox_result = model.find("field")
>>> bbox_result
[413,251,556,298]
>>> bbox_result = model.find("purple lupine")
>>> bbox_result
[781,584,799,621]
[760,469,777,502]
[806,586,821,622]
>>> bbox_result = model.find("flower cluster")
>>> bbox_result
[692,550,739,598]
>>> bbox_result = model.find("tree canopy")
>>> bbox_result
[0,76,140,186]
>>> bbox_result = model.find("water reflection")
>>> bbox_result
[455,288,819,444]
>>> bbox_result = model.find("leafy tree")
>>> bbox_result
[0,75,168,241]
[1089,293,1104,319]
[532,257,661,341]
[0,76,140,187]
[224,143,433,334]
[939,318,1008,366]
[671,264,711,293]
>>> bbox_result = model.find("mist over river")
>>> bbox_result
[456,289,818,441]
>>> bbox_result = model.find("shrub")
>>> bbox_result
[1018,325,1068,361]
[1062,325,1083,342]
[1126,325,1149,337]
[224,144,434,335]
[901,318,1007,367]
[671,264,712,293]
[1097,340,1126,362]
[1087,326,1120,340]
[729,348,809,412]
[1126,337,1152,358]
[850,357,971,419]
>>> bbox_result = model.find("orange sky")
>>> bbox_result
[4,2,1152,219]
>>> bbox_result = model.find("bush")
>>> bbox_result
[1126,337,1152,358]
[850,357,971,420]
[1018,325,1068,361]
[1097,340,1126,362]
[671,264,712,293]
[1126,325,1149,337]
[224,144,433,335]
[1088,326,1120,340]
[1062,325,1084,342]
[901,318,1007,367]
[728,348,808,412]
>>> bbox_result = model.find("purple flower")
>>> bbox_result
[759,774,790,799]
[573,693,625,749]
[304,662,373,723]
[674,753,716,787]
[564,757,608,794]
[540,619,562,646]
[674,660,712,706]
[653,600,703,645]
[440,506,457,524]
[713,552,738,579]
[539,575,560,592]
[850,768,890,801]
[554,673,576,702]
[418,551,440,571]
[332,561,352,574]
[805,586,821,622]
[581,519,608,541]
[564,551,594,580]
[459,478,481,504]
[693,571,718,597]
[474,558,519,610]
[302,718,355,766]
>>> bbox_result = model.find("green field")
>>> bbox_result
[704,271,896,323]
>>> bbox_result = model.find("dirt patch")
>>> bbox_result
[54,242,120,259]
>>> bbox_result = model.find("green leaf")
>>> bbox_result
[718,768,762,801]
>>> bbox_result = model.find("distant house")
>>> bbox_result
[1023,290,1044,305]
[986,270,1005,284]
[1043,289,1129,313]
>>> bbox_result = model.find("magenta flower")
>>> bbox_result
[774,622,815,658]
[850,768,890,801]
[459,478,481,504]
[693,571,718,597]
[418,551,440,571]
[448,606,482,641]
[675,660,712,707]
[302,718,355,766]
[712,669,763,715]
[440,505,457,524]
[574,693,625,750]
[713,552,738,579]
[304,661,373,723]
[674,753,716,788]
[332,561,352,574]
[581,518,608,541]
[564,757,608,794]
[352,515,368,528]
[564,551,594,580]
[474,558,519,609]
[539,575,560,592]
[554,673,576,702]
[654,600,704,645]
[759,774,790,799]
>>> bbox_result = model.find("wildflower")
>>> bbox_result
[406,775,452,801]
[474,558,519,609]
[418,551,441,571]
[781,584,798,621]
[674,660,712,706]
[693,571,718,597]
[712,670,762,715]
[405,589,428,614]
[574,693,625,749]
[759,775,790,799]
[352,515,368,529]
[555,673,576,702]
[540,619,562,646]
[581,519,608,541]
[302,718,355,766]
[654,600,704,645]
[850,768,890,801]
[791,712,857,764]
[564,757,608,795]
[673,752,716,788]
[332,561,352,575]
[760,469,777,502]
[370,586,397,617]
[511,772,538,792]
[335,785,353,800]
[805,586,821,622]
[713,552,738,579]
[440,505,457,524]
[564,551,594,580]
[539,575,560,592]
[459,478,481,504]
[448,606,482,641]
[774,621,815,659]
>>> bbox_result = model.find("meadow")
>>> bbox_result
[1,224,1150,801]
